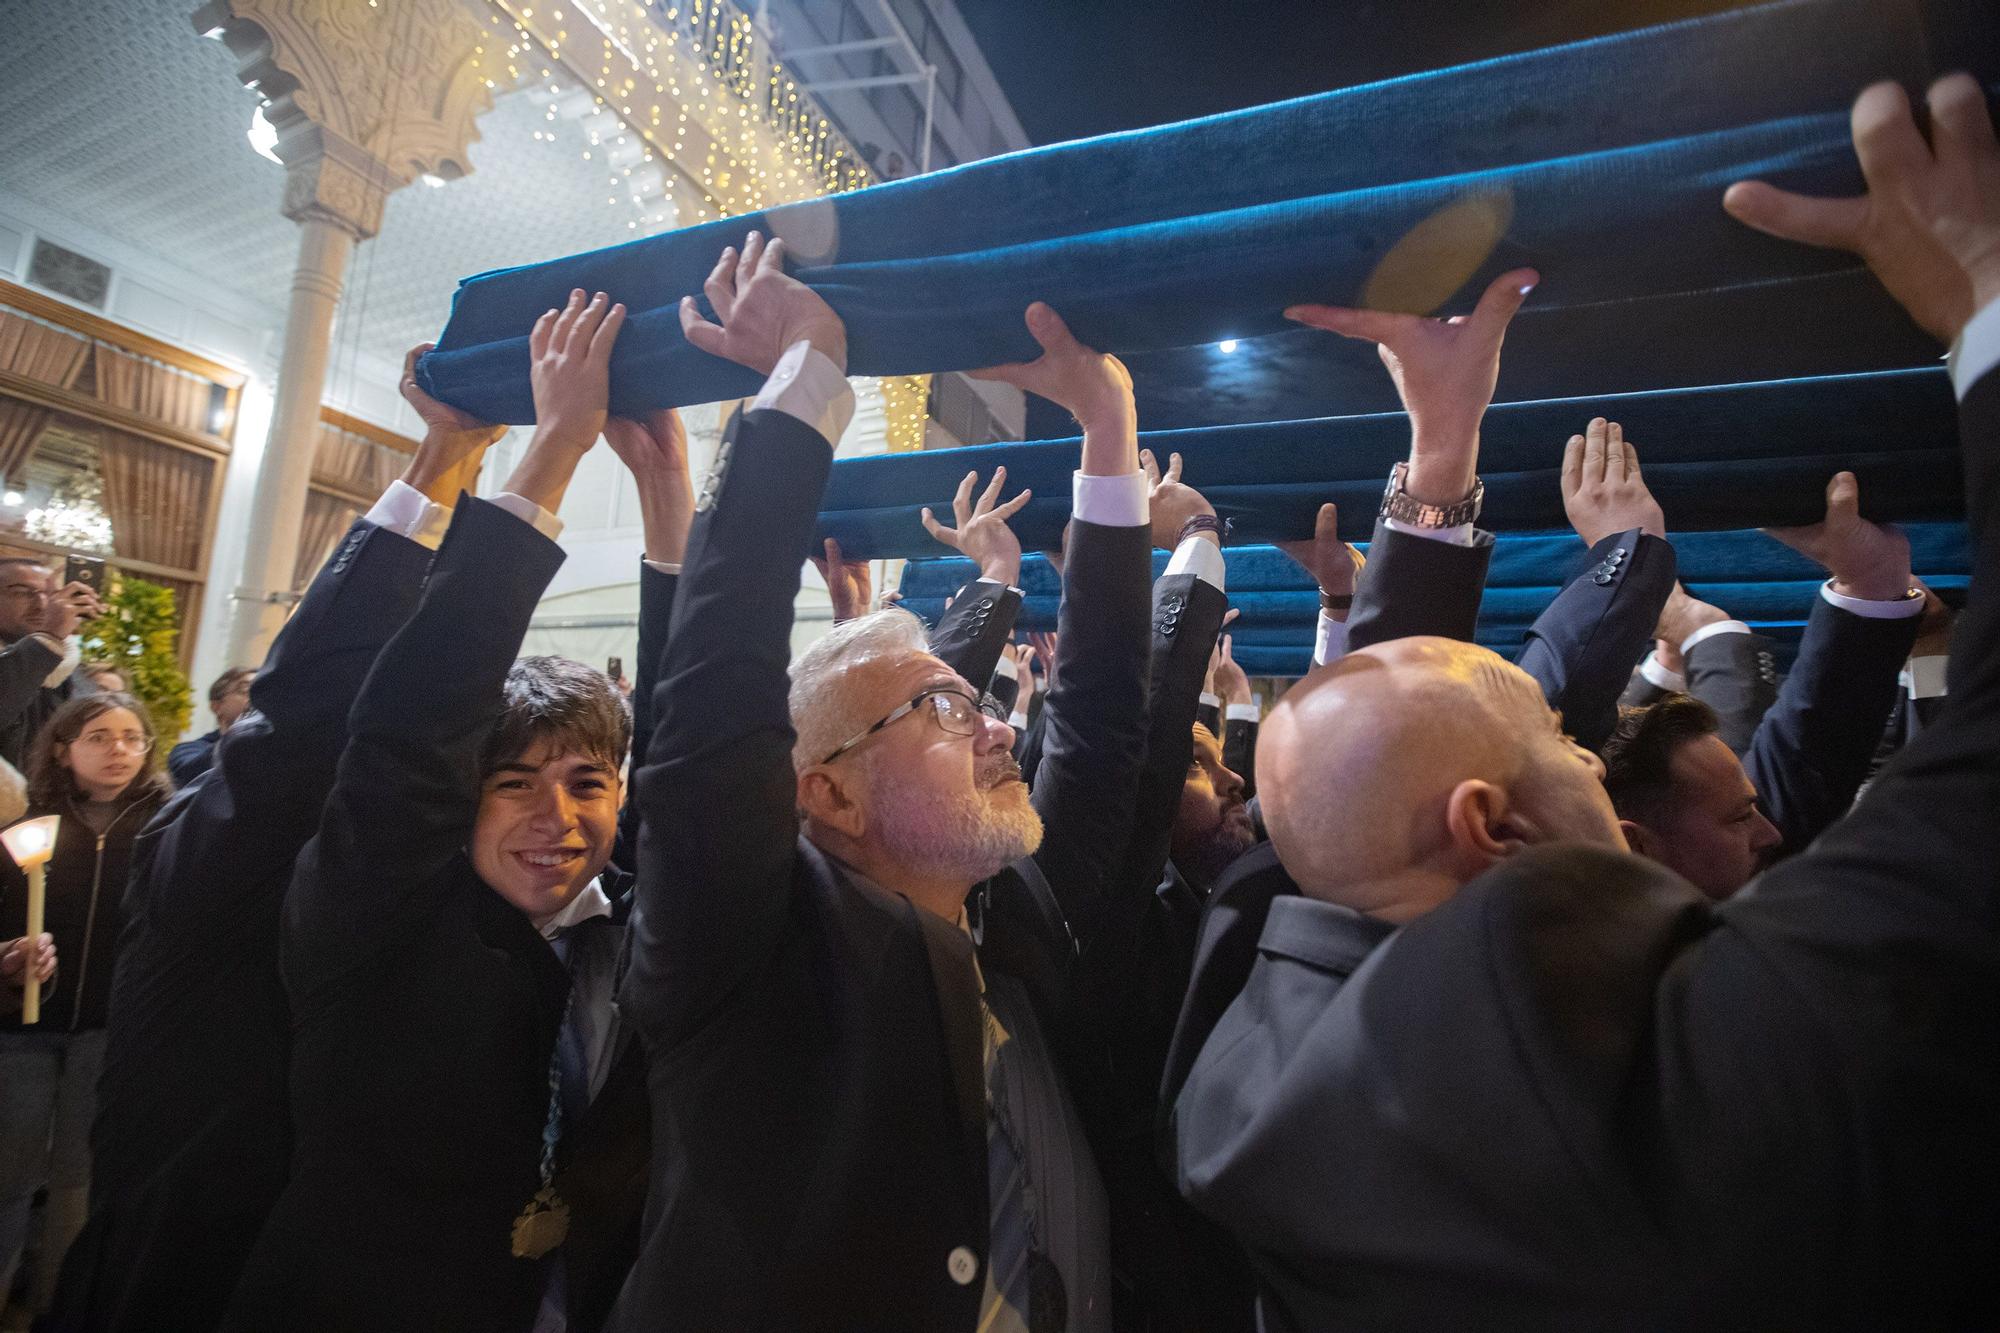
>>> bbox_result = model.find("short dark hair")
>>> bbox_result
[478,656,631,777]
[208,666,256,704]
[1600,693,1722,824]
[0,556,47,580]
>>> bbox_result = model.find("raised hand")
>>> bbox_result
[1286,267,1538,504]
[1724,75,2000,344]
[1140,448,1217,550]
[920,467,1032,585]
[1655,582,1730,653]
[1561,418,1667,547]
[1276,500,1364,600]
[1214,632,1252,706]
[42,581,105,640]
[505,288,626,513]
[971,303,1137,475]
[401,342,506,504]
[811,537,873,623]
[1765,471,1914,603]
[605,408,694,565]
[679,231,847,376]
[1013,643,1038,714]
[1029,629,1060,691]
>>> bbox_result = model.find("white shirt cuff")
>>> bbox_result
[1199,691,1221,710]
[643,558,681,575]
[1681,619,1752,655]
[1382,515,1479,548]
[1901,654,1948,700]
[1072,470,1149,528]
[1820,580,1923,618]
[1226,701,1260,723]
[752,340,855,446]
[1949,295,2000,400]
[1639,653,1687,693]
[1164,534,1226,591]
[993,652,1018,681]
[1314,609,1349,667]
[39,634,79,688]
[489,492,564,541]
[1008,710,1030,730]
[365,478,453,551]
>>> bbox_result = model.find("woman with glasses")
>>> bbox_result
[0,693,167,1321]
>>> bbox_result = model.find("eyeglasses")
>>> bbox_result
[74,731,154,755]
[3,583,49,602]
[821,685,983,765]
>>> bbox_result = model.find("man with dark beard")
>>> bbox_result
[612,234,1151,1332]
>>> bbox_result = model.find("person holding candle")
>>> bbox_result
[0,693,168,1323]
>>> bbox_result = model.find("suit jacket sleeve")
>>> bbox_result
[1026,516,1154,953]
[1514,530,1677,754]
[1683,630,1782,755]
[613,560,677,874]
[926,579,1022,692]
[621,409,835,1046]
[142,519,433,925]
[1344,520,1495,653]
[0,635,61,730]
[1223,717,1258,799]
[1737,595,1921,853]
[282,499,565,1001]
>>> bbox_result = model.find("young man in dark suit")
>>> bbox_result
[220,289,654,1332]
[1170,73,2000,1328]
[613,233,1153,1331]
[44,343,501,1333]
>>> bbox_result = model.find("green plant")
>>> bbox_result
[79,573,193,745]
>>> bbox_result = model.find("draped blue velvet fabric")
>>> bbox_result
[414,0,1994,676]
[417,0,1996,422]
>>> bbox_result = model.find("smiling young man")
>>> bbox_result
[222,288,645,1333]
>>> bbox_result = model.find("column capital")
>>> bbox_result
[192,0,491,238]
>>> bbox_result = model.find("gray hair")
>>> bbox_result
[788,607,931,773]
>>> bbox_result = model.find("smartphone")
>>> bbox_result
[64,554,106,595]
[606,656,624,681]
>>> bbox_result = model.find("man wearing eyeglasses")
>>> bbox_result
[0,558,105,770]
[613,235,1154,1333]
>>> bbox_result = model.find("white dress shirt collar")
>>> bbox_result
[538,877,614,940]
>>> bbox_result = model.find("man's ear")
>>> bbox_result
[1618,818,1658,858]
[1442,779,1520,871]
[798,766,866,840]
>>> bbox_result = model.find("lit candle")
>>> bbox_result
[3,815,61,1025]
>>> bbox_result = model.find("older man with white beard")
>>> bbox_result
[612,233,1152,1333]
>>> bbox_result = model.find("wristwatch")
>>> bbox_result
[1177,513,1232,546]
[1379,461,1483,528]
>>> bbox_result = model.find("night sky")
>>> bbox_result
[953,0,1767,437]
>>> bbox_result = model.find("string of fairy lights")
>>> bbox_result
[468,0,930,451]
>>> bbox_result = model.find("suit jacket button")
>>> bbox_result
[1593,573,1613,586]
[948,1247,979,1285]
[1613,547,1627,559]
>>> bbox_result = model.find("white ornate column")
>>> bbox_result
[193,0,490,663]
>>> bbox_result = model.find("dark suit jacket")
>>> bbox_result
[1073,569,1257,1332]
[927,577,1022,696]
[611,407,1150,1331]
[227,498,576,1333]
[166,730,221,787]
[0,630,81,770]
[1344,521,1675,753]
[1169,361,2000,1329]
[46,519,431,1333]
[1732,595,1919,855]
[1683,627,1781,753]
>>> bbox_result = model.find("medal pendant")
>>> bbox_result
[510,1185,571,1259]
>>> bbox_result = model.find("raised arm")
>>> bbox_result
[284,291,622,997]
[1518,417,1677,753]
[970,303,1152,947]
[141,344,503,921]
[604,406,693,873]
[919,467,1030,690]
[1735,471,1923,849]
[1286,267,1537,658]
[621,233,854,1043]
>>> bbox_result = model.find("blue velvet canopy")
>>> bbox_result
[418,0,1997,676]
